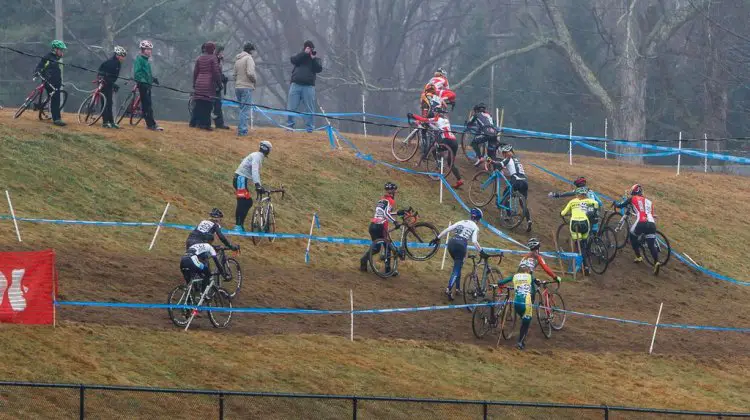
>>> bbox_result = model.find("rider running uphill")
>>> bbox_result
[613,184,661,275]
[360,182,405,275]
[430,208,483,301]
[408,99,464,188]
[420,67,450,116]
[497,260,537,350]
[233,141,272,232]
[466,103,499,166]
[549,176,603,232]
[560,187,599,275]
[495,145,532,232]
[520,238,561,283]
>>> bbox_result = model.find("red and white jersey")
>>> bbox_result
[426,75,449,93]
[630,196,655,224]
[371,195,396,225]
[412,114,456,141]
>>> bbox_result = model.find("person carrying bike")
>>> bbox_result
[430,208,483,301]
[520,238,562,283]
[466,103,500,167]
[419,67,450,117]
[34,40,67,127]
[560,187,600,276]
[185,208,238,251]
[495,145,532,232]
[180,242,230,293]
[134,40,164,131]
[359,182,406,275]
[548,176,603,233]
[233,140,272,232]
[407,99,465,189]
[613,184,661,274]
[497,260,537,350]
[97,46,127,128]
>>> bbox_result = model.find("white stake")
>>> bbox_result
[604,118,608,160]
[148,202,171,250]
[439,158,444,204]
[440,221,451,270]
[677,132,682,176]
[495,108,499,127]
[362,93,367,137]
[704,133,708,173]
[305,212,317,263]
[649,302,664,355]
[5,190,21,242]
[568,122,573,166]
[350,289,354,342]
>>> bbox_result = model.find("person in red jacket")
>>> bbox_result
[419,67,450,116]
[519,238,562,283]
[360,182,405,274]
[192,42,222,131]
[407,100,464,188]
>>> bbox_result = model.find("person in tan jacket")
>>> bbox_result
[234,42,257,136]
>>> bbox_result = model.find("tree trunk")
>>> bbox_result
[612,54,647,163]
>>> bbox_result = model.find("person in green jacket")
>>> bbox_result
[134,40,163,131]
[497,260,537,350]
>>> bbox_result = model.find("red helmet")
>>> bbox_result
[574,176,587,187]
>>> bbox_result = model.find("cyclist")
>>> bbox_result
[359,182,405,274]
[613,184,661,274]
[419,67,450,116]
[560,187,600,276]
[97,46,127,128]
[180,242,230,293]
[430,208,483,301]
[497,259,537,350]
[133,40,164,131]
[520,238,562,283]
[233,140,272,232]
[495,145,532,231]
[185,208,238,251]
[34,40,67,126]
[465,102,500,167]
[407,99,465,189]
[548,176,603,233]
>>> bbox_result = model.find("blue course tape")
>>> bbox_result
[574,141,679,158]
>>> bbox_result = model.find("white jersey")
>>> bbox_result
[438,220,481,251]
[235,151,264,184]
[186,243,217,267]
[499,156,526,181]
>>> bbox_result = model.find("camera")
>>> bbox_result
[311,49,317,56]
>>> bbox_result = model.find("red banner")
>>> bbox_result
[0,249,55,325]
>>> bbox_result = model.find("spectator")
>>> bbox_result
[213,44,230,130]
[234,42,257,137]
[286,40,322,133]
[192,41,222,131]
[134,40,163,131]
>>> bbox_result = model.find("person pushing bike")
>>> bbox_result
[560,187,599,276]
[520,238,561,283]
[360,182,406,275]
[466,103,500,167]
[613,184,661,275]
[497,259,537,350]
[34,40,67,126]
[548,176,603,233]
[185,208,238,251]
[97,46,127,128]
[495,145,532,232]
[430,208,484,301]
[408,98,464,189]
[233,140,272,232]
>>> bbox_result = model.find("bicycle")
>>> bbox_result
[555,215,610,275]
[115,83,143,126]
[462,251,504,312]
[471,283,517,342]
[167,264,233,329]
[555,212,618,263]
[634,228,671,270]
[250,185,285,246]
[605,199,635,250]
[213,245,243,298]
[468,161,527,229]
[367,208,440,278]
[535,280,566,338]
[14,74,69,121]
[459,108,503,164]
[76,78,107,125]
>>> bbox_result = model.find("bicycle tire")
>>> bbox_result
[554,222,573,254]
[471,301,494,339]
[115,92,134,125]
[391,126,421,162]
[423,142,454,181]
[14,90,40,119]
[462,272,482,313]
[403,221,439,261]
[598,226,618,263]
[535,290,552,338]
[266,205,276,243]
[167,284,193,327]
[77,92,106,126]
[500,299,518,340]
[468,171,496,208]
[207,287,233,328]
[498,192,525,230]
[39,89,68,120]
[250,206,263,245]
[643,230,671,267]
[460,131,484,163]
[605,212,630,249]
[130,100,143,126]
[587,236,610,275]
[222,258,243,299]
[548,291,566,331]
[368,239,399,278]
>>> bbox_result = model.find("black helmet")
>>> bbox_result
[209,208,224,218]
[384,182,398,191]
[473,103,487,112]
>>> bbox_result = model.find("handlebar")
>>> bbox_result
[259,185,286,199]
[213,244,240,253]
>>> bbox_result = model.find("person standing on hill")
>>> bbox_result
[133,40,163,131]
[234,42,257,137]
[233,141,272,232]
[192,41,222,131]
[34,40,67,126]
[97,46,127,129]
[286,40,323,133]
[212,44,230,130]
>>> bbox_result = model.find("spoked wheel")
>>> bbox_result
[462,273,483,313]
[460,131,483,163]
[471,301,495,339]
[115,93,134,125]
[265,206,276,243]
[548,292,566,331]
[643,230,671,267]
[535,291,552,339]
[14,91,40,119]
[403,222,439,261]
[500,300,518,340]
[598,226,619,263]
[587,236,610,275]
[498,192,525,230]
[605,212,630,250]
[422,144,454,181]
[167,284,193,327]
[207,287,233,329]
[39,90,68,120]
[221,258,242,299]
[250,207,264,245]
[77,92,106,125]
[368,239,399,279]
[391,126,421,162]
[469,171,496,208]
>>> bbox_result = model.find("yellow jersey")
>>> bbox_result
[561,198,599,222]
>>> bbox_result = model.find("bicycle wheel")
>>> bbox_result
[468,171,496,208]
[498,192,524,230]
[130,99,143,126]
[587,236,610,275]
[403,222,439,261]
[471,301,494,339]
[460,131,483,163]
[115,93,134,125]
[535,290,552,339]
[14,90,40,119]
[266,205,276,243]
[500,299,518,340]
[643,230,671,267]
[423,144,454,181]
[222,258,242,299]
[368,239,399,278]
[207,287,233,328]
[554,223,572,253]
[391,126,421,162]
[548,291,566,331]
[77,92,106,126]
[167,284,193,327]
[39,90,68,120]
[462,273,482,312]
[605,212,630,250]
[250,206,263,245]
[598,226,618,263]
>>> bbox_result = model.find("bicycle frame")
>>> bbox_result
[468,252,504,293]
[478,168,516,212]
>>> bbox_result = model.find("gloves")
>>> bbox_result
[555,276,562,283]
[480,250,488,258]
[393,221,401,229]
[255,183,265,194]
[396,210,406,216]
[152,77,160,85]
[221,74,229,85]
[429,238,439,246]
[113,83,120,93]
[230,244,240,252]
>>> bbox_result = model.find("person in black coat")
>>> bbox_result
[285,40,323,132]
[34,39,67,126]
[213,45,230,129]
[97,46,127,128]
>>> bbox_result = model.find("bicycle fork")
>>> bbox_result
[184,280,213,331]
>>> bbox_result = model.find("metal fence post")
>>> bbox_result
[79,384,85,420]
[483,402,488,420]
[603,405,609,420]
[352,397,358,420]
[218,392,225,420]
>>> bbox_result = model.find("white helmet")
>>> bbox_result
[114,46,127,57]
[501,144,513,153]
[139,40,153,49]
[519,259,534,270]
[259,140,272,154]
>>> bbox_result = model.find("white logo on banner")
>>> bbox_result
[0,269,28,311]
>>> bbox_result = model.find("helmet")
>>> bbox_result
[436,67,447,77]
[473,103,487,112]
[114,46,127,57]
[519,259,534,270]
[259,140,272,154]
[575,187,589,195]
[574,176,587,188]
[630,184,643,196]
[209,208,224,218]
[384,182,398,191]
[501,144,513,153]
[51,40,67,50]
[139,40,153,49]
[527,238,541,250]
[470,208,483,221]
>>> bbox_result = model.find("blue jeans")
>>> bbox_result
[235,88,253,135]
[286,83,316,132]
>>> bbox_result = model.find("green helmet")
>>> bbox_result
[51,40,67,50]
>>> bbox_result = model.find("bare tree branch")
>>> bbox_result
[113,0,173,37]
